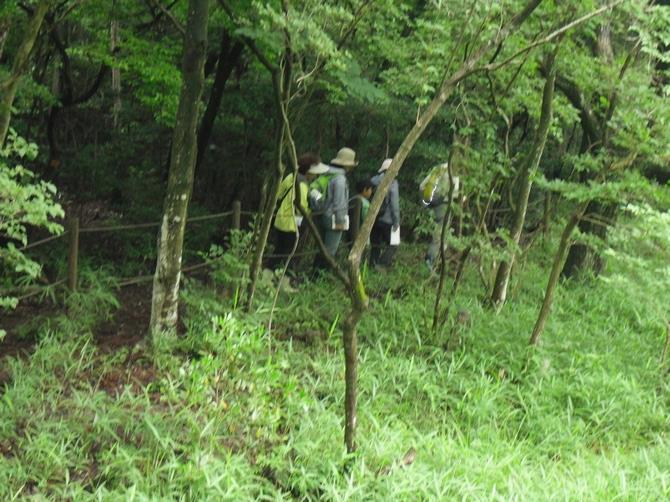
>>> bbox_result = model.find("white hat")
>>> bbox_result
[378,158,393,173]
[307,162,329,175]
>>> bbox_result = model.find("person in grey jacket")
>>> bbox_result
[370,158,400,267]
[311,147,359,270]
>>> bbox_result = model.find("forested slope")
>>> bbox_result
[1,0,670,499]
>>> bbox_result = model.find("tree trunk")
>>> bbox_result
[491,44,559,310]
[111,17,121,128]
[0,1,49,146]
[195,32,243,174]
[150,0,208,339]
[245,78,287,312]
[561,200,615,279]
[342,0,544,453]
[529,203,587,345]
[244,4,293,312]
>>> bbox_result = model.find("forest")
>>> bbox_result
[2,0,670,499]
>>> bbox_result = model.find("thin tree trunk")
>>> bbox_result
[245,3,293,312]
[432,161,456,332]
[111,17,121,128]
[0,20,9,61]
[0,1,49,146]
[529,202,587,346]
[150,0,208,339]
[343,0,545,453]
[245,76,287,312]
[491,43,559,310]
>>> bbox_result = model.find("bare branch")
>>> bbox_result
[147,0,185,36]
[476,0,626,76]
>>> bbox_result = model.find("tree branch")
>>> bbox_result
[147,0,185,36]
[476,0,626,76]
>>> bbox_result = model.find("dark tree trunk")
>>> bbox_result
[195,31,243,175]
[561,200,615,278]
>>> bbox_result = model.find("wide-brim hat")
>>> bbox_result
[330,147,359,167]
[307,162,329,175]
[378,158,393,173]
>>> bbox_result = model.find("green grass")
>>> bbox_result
[1,230,669,500]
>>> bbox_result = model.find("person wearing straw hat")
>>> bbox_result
[311,146,359,270]
[370,158,400,267]
[269,153,329,270]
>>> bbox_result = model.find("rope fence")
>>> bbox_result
[4,199,328,302]
[6,201,246,299]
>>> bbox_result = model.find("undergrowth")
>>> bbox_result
[1,217,669,500]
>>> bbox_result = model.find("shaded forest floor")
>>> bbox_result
[1,244,670,500]
[1,283,151,358]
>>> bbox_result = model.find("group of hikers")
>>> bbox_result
[268,146,459,278]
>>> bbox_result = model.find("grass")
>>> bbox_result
[1,224,669,500]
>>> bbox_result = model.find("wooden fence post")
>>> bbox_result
[67,217,79,292]
[232,200,241,230]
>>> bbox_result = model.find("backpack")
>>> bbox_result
[420,164,448,206]
[310,173,335,199]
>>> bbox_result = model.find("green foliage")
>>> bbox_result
[201,228,254,301]
[3,234,670,498]
[0,131,63,311]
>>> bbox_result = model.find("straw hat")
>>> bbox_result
[330,147,359,167]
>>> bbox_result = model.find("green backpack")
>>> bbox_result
[310,173,335,198]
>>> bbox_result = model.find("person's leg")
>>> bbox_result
[323,228,343,257]
[271,230,297,270]
[370,223,384,265]
[427,204,446,267]
[381,225,397,266]
[376,222,395,266]
[313,223,343,272]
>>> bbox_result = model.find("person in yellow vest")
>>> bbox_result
[269,153,328,270]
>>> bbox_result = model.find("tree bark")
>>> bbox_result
[491,43,559,310]
[150,0,208,339]
[0,1,49,146]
